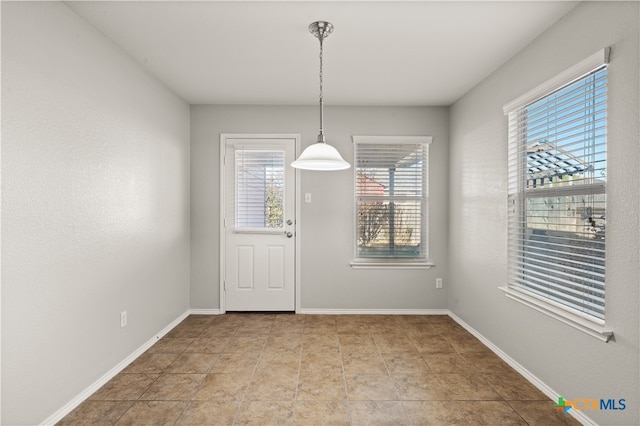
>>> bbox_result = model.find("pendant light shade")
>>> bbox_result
[292,21,350,171]
[291,141,351,170]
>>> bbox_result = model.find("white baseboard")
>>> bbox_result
[189,308,222,315]
[296,308,449,315]
[41,310,190,426]
[447,311,596,426]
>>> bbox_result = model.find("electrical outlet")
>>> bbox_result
[436,278,443,289]
[120,311,128,328]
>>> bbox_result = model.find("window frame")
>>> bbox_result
[350,135,434,270]
[500,48,613,342]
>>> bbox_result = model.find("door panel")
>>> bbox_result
[236,246,254,289]
[223,137,296,311]
[267,246,285,289]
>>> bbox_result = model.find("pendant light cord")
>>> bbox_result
[318,33,325,142]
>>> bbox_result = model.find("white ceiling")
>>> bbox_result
[65,1,578,106]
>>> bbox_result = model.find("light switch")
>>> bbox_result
[305,193,312,203]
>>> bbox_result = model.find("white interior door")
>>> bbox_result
[223,136,296,311]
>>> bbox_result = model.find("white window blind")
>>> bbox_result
[506,64,607,322]
[235,149,284,229]
[353,136,430,260]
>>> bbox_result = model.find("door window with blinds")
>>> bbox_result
[235,149,284,230]
[504,49,609,336]
[353,136,431,263]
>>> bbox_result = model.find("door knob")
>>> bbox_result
[285,231,293,238]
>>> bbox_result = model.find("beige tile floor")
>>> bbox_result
[58,314,580,425]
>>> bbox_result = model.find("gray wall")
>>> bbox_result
[448,2,639,425]
[1,3,191,424]
[191,105,449,311]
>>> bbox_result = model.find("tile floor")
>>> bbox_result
[58,313,580,425]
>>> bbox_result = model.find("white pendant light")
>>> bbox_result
[292,21,350,171]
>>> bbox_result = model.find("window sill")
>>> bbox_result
[350,261,435,270]
[499,286,613,342]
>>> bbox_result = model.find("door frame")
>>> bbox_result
[219,133,301,313]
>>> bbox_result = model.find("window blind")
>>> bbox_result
[354,137,429,260]
[507,65,607,321]
[235,149,284,229]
